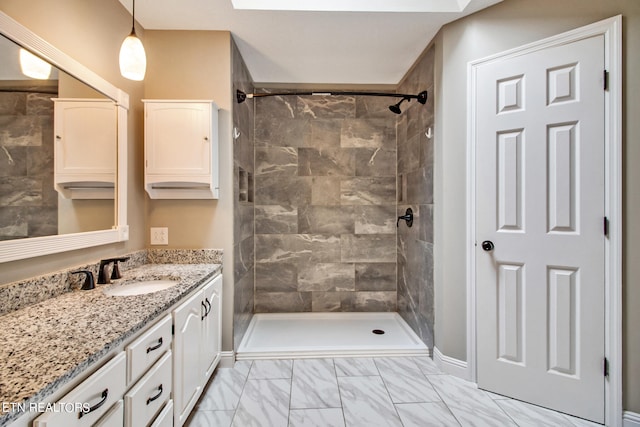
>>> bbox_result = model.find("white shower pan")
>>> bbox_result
[236,312,429,360]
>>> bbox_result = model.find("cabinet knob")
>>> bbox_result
[56,135,62,140]
[204,136,209,141]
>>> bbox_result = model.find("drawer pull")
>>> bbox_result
[146,384,163,405]
[201,301,207,320]
[146,337,163,353]
[205,298,212,317]
[78,388,108,418]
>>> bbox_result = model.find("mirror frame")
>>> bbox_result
[0,11,129,263]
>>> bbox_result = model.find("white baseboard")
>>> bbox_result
[433,346,471,381]
[624,411,640,427]
[219,351,235,368]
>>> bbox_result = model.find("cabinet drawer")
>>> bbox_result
[94,399,123,427]
[33,352,126,427]
[124,351,172,427]
[150,400,173,427]
[126,314,172,385]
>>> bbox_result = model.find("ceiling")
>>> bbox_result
[120,0,502,86]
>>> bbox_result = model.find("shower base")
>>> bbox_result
[236,312,429,360]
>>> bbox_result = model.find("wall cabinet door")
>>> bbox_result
[172,291,204,427]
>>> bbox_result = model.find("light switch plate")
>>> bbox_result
[150,227,169,245]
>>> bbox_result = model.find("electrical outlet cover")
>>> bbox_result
[150,227,169,245]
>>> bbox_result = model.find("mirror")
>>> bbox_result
[0,34,116,240]
[0,11,129,263]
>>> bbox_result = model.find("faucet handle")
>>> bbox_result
[71,270,96,290]
[110,257,130,280]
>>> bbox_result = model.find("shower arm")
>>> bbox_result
[236,89,427,105]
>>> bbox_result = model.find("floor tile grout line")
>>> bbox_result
[373,357,411,426]
[331,358,348,427]
[229,360,254,426]
[423,372,464,427]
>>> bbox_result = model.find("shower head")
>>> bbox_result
[389,100,403,114]
[389,97,409,114]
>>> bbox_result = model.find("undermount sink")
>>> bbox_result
[103,279,179,296]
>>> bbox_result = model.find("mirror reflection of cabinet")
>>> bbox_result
[53,99,117,199]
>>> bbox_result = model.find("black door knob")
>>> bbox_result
[482,240,495,251]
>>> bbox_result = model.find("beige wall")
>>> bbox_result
[0,0,146,283]
[143,30,235,352]
[433,0,640,412]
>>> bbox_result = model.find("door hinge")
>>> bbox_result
[604,70,609,91]
[604,216,609,237]
[604,357,609,377]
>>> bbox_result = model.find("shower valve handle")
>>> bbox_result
[397,208,413,228]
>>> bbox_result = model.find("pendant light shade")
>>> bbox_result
[119,0,146,81]
[19,48,52,80]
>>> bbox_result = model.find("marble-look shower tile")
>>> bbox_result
[255,117,310,147]
[254,175,311,206]
[0,115,42,146]
[288,408,345,427]
[298,263,355,292]
[397,133,420,174]
[311,177,341,206]
[340,177,396,205]
[311,291,355,312]
[395,402,461,427]
[248,359,293,380]
[337,376,402,427]
[255,95,299,119]
[355,263,396,291]
[406,167,433,204]
[341,234,396,263]
[355,148,396,177]
[255,262,298,292]
[341,118,396,149]
[291,359,341,409]
[232,379,291,427]
[334,358,379,377]
[353,291,396,311]
[255,147,298,176]
[374,357,441,403]
[0,146,27,176]
[298,96,355,119]
[188,410,234,427]
[354,205,395,234]
[298,205,354,234]
[255,205,298,234]
[298,147,355,176]
[254,291,312,312]
[304,119,342,147]
[255,234,341,264]
[198,361,252,410]
[495,399,576,427]
[0,92,26,115]
[355,96,396,119]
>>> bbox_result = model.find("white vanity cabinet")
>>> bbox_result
[52,99,117,200]
[33,352,127,427]
[172,274,222,427]
[143,100,219,199]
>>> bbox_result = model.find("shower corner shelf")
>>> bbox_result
[143,99,219,199]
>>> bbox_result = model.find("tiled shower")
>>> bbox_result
[233,44,435,350]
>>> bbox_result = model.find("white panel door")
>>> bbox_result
[475,35,605,422]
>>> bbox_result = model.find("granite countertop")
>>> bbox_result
[0,262,221,427]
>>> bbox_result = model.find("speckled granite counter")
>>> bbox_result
[0,262,221,427]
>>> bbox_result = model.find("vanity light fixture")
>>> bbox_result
[19,48,51,79]
[119,0,146,81]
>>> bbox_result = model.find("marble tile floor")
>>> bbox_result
[185,356,602,427]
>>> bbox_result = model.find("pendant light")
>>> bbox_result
[119,0,146,81]
[19,48,52,80]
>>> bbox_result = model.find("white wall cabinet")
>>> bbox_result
[172,274,223,427]
[52,99,117,199]
[143,100,219,199]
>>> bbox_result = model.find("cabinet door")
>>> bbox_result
[124,351,172,427]
[201,274,222,381]
[145,102,211,176]
[94,400,123,427]
[54,101,116,176]
[172,290,204,427]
